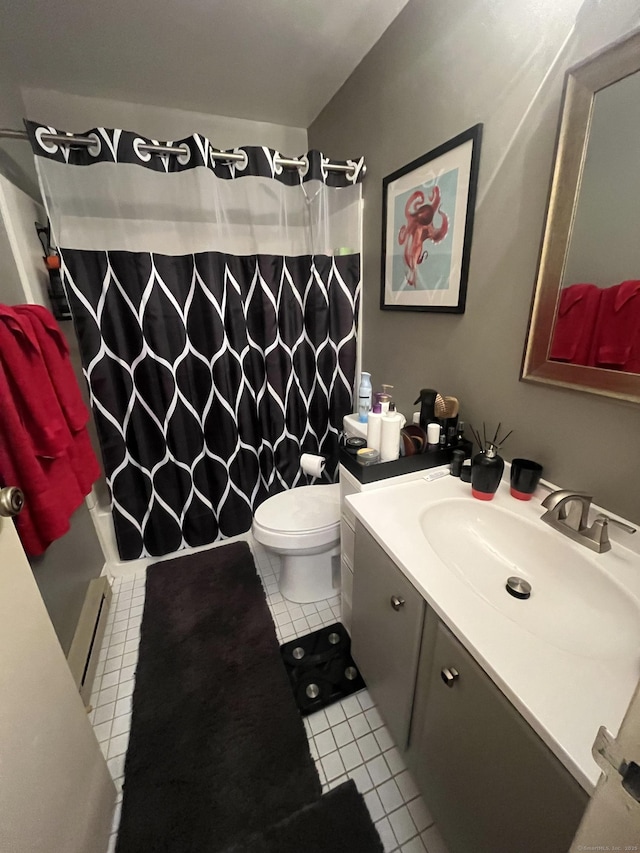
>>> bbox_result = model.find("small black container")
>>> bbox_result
[471,445,504,500]
[344,436,367,455]
[450,449,465,477]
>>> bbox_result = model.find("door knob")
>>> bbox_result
[390,595,405,611]
[441,667,459,687]
[0,486,25,517]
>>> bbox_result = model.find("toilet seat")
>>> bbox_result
[253,483,340,551]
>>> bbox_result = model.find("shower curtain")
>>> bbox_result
[27,123,363,560]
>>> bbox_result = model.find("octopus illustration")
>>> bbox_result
[397,186,449,287]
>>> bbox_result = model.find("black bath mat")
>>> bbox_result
[221,780,384,853]
[281,622,366,715]
[116,543,321,853]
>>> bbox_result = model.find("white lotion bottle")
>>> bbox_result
[366,402,383,453]
[380,405,404,462]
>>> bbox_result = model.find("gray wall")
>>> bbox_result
[309,0,640,523]
[0,53,39,199]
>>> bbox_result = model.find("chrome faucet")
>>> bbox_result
[541,489,636,553]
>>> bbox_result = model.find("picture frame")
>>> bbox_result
[380,124,482,313]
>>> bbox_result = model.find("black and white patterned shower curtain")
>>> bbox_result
[28,122,363,560]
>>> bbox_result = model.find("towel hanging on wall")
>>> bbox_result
[0,304,100,555]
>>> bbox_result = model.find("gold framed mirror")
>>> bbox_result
[522,28,640,404]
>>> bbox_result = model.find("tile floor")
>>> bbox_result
[90,535,449,853]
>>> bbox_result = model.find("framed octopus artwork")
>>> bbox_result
[380,124,482,313]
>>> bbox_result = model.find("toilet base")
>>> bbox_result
[278,547,340,604]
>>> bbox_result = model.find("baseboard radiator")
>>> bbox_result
[66,576,112,706]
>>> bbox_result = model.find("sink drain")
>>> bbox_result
[506,576,531,600]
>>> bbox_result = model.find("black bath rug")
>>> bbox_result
[116,543,322,853]
[221,779,384,853]
[280,622,366,715]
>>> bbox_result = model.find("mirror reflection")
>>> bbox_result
[549,70,640,374]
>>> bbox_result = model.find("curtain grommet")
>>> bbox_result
[176,143,191,166]
[86,132,102,158]
[232,149,249,172]
[297,155,310,179]
[35,126,59,154]
[133,137,152,162]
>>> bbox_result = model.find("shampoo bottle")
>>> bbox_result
[471,444,504,501]
[358,372,372,423]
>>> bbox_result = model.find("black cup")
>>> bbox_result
[510,458,543,500]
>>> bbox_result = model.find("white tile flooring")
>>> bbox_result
[90,535,449,853]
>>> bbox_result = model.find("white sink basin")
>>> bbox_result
[420,498,640,660]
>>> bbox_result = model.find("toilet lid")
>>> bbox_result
[254,484,340,534]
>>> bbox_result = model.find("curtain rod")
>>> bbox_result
[0,128,363,177]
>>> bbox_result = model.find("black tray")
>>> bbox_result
[339,439,472,484]
[280,622,365,716]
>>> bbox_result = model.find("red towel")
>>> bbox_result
[0,304,101,555]
[549,283,602,366]
[14,304,89,432]
[592,280,640,373]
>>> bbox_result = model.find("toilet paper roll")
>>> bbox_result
[300,453,325,478]
[380,413,403,462]
[367,412,383,453]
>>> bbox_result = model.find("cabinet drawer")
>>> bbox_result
[351,522,425,750]
[340,517,355,567]
[340,471,359,528]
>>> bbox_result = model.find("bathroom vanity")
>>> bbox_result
[346,468,640,853]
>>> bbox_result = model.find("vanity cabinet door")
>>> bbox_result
[351,522,425,750]
[413,620,588,853]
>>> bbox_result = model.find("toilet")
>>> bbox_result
[252,483,341,604]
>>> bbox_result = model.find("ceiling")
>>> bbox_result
[0,0,409,128]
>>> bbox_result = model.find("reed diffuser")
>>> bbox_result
[468,423,512,501]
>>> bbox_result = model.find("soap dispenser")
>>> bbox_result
[471,443,504,501]
[377,384,394,415]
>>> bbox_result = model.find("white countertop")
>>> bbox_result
[346,466,640,792]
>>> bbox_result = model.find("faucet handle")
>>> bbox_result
[584,515,637,554]
[594,514,637,535]
[587,516,611,553]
